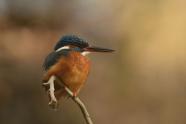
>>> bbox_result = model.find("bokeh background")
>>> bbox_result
[0,0,186,124]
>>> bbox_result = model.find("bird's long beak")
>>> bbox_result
[85,46,114,53]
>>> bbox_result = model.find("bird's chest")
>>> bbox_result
[57,52,90,92]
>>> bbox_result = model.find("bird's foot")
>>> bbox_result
[73,92,77,97]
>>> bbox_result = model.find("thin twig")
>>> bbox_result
[55,77,93,124]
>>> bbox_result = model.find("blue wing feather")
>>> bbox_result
[43,50,69,71]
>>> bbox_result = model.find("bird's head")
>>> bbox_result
[54,35,114,55]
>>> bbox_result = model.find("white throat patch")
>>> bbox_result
[81,51,90,56]
[56,46,70,52]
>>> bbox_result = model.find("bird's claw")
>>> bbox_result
[73,92,77,97]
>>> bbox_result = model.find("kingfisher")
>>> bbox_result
[42,35,114,109]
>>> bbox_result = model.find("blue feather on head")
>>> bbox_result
[54,35,89,51]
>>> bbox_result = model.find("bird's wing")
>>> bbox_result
[43,50,69,71]
[43,52,59,71]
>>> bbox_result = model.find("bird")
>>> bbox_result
[42,35,114,109]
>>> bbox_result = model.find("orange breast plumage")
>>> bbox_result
[43,50,90,99]
[56,51,90,94]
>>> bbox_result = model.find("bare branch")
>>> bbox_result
[55,76,93,124]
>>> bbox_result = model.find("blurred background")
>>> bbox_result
[0,0,186,124]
